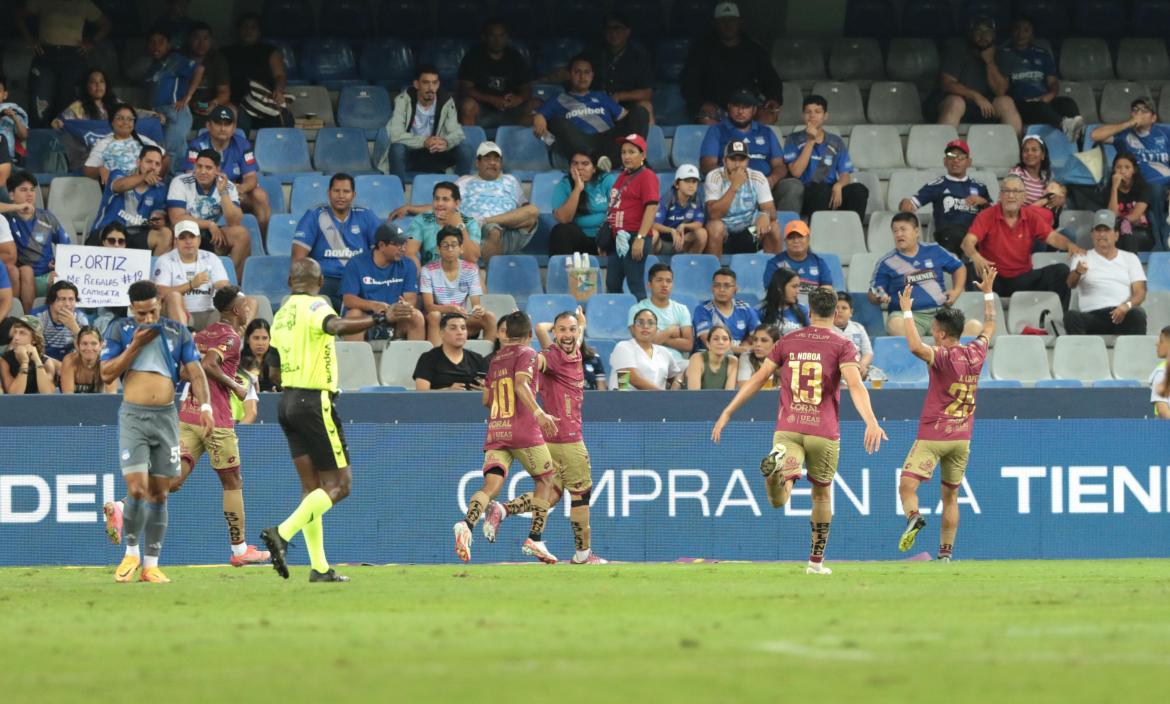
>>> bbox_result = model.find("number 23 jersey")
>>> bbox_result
[767,326,859,440]
[484,344,545,451]
[918,338,988,441]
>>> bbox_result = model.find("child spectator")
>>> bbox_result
[419,226,497,346]
[5,172,70,312]
[833,292,873,379]
[652,164,708,254]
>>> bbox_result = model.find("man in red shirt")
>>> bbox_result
[961,174,1085,310]
[895,269,997,561]
[454,311,560,564]
[712,288,887,575]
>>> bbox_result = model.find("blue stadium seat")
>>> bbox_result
[843,0,897,40]
[269,40,300,81]
[242,256,292,304]
[266,215,299,256]
[656,39,691,82]
[1093,379,1142,388]
[313,127,375,174]
[360,39,414,88]
[729,253,769,300]
[1147,252,1170,291]
[532,83,564,104]
[818,253,847,291]
[290,174,330,215]
[1025,125,1076,170]
[354,175,405,219]
[241,214,265,256]
[409,173,447,205]
[672,292,701,320]
[444,0,487,38]
[669,0,717,38]
[1131,0,1170,37]
[219,256,238,285]
[980,379,1024,388]
[255,128,314,178]
[555,0,604,38]
[652,82,687,128]
[535,38,584,77]
[1076,0,1126,38]
[848,292,885,339]
[338,85,393,135]
[901,0,955,40]
[324,0,377,38]
[415,39,470,88]
[587,339,616,370]
[586,293,638,340]
[486,256,543,306]
[22,129,67,180]
[301,38,359,88]
[494,126,552,174]
[262,0,313,39]
[670,124,706,168]
[499,0,546,39]
[670,254,721,299]
[1035,379,1084,388]
[547,254,600,294]
[645,125,671,171]
[462,125,487,158]
[258,173,286,214]
[526,294,579,325]
[873,337,928,384]
[376,1,432,37]
[530,171,565,214]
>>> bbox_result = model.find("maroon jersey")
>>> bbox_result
[484,344,545,450]
[179,321,241,429]
[767,326,859,440]
[539,344,584,444]
[917,338,988,441]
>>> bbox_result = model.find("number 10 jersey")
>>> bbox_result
[767,326,860,441]
[484,344,545,451]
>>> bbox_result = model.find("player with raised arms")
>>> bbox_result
[711,287,887,574]
[895,266,998,561]
[100,280,215,583]
[259,257,390,582]
[483,308,607,564]
[455,311,560,564]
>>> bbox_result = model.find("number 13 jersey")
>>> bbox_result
[484,344,545,451]
[918,338,988,441]
[768,326,860,440]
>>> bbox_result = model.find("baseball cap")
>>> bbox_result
[175,220,200,238]
[208,105,235,123]
[674,164,700,181]
[619,133,647,153]
[375,222,407,245]
[727,88,760,107]
[1131,95,1155,112]
[1092,209,1117,230]
[944,139,970,155]
[724,139,749,158]
[784,220,810,239]
[476,141,502,158]
[969,15,996,32]
[714,2,740,18]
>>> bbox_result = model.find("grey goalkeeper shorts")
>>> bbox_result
[118,402,182,477]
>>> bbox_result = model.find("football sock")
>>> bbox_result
[122,496,146,548]
[808,521,832,563]
[505,492,535,516]
[569,505,590,551]
[528,496,550,542]
[464,491,490,530]
[303,515,329,573]
[223,489,245,548]
[907,509,920,521]
[938,543,954,559]
[143,500,168,562]
[278,488,333,542]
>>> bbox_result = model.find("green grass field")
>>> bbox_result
[3,560,1169,703]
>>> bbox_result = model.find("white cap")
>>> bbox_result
[476,141,502,158]
[714,2,740,18]
[674,164,700,181]
[175,220,200,238]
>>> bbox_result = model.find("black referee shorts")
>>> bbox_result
[278,387,350,470]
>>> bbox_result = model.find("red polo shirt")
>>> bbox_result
[968,204,1053,278]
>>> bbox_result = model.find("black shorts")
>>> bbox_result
[725,228,759,254]
[277,387,350,470]
[124,225,153,251]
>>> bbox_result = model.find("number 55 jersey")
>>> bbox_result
[767,326,860,441]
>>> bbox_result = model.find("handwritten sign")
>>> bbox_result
[56,245,151,308]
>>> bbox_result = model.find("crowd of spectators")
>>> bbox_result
[0,1,1166,397]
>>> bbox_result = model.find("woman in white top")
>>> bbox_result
[608,308,686,390]
[83,104,165,186]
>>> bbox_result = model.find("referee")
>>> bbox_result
[260,254,391,582]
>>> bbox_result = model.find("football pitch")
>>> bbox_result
[3,560,1169,703]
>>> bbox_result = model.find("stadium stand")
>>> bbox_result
[337,341,380,390]
[1052,336,1113,383]
[525,294,579,326]
[379,340,433,387]
[991,335,1051,382]
[242,256,293,305]
[872,337,928,384]
[313,128,376,174]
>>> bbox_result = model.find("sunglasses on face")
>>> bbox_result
[105,237,126,245]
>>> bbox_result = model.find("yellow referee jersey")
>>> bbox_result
[272,293,339,392]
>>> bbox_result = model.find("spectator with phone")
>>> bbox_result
[413,312,488,390]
